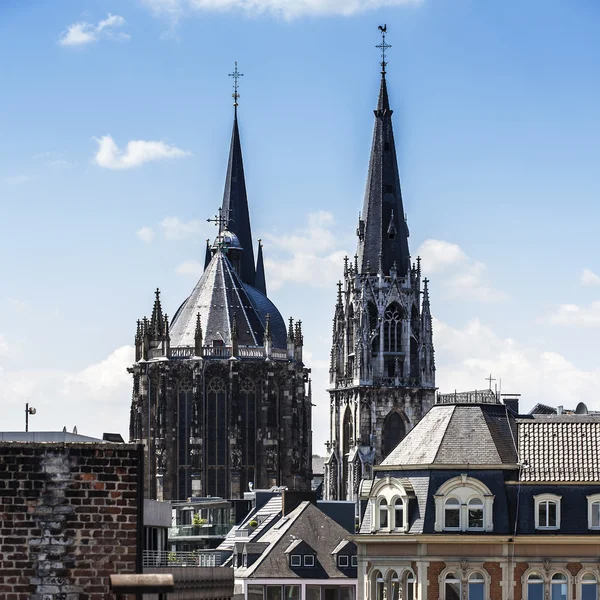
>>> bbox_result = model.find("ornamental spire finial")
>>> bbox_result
[376,24,391,75]
[229,61,244,108]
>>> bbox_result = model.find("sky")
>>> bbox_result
[1,0,600,453]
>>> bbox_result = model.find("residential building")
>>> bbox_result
[357,390,600,600]
[128,82,312,502]
[325,39,435,502]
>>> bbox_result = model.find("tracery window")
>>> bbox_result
[206,377,227,498]
[383,304,403,353]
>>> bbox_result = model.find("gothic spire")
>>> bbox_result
[150,288,164,337]
[255,239,267,295]
[221,71,256,287]
[356,32,410,277]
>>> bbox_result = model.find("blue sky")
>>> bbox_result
[1,0,600,450]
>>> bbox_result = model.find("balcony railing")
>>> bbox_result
[163,345,289,361]
[168,524,232,539]
[143,550,222,568]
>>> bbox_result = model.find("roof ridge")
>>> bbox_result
[431,404,456,464]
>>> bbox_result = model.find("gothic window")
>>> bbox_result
[206,377,227,498]
[360,402,372,446]
[342,407,353,497]
[368,302,379,352]
[411,304,419,335]
[267,382,279,428]
[239,378,257,496]
[177,378,194,500]
[410,337,418,378]
[382,411,406,460]
[347,305,355,356]
[384,304,403,353]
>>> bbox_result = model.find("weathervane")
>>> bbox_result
[229,61,244,107]
[376,24,391,74]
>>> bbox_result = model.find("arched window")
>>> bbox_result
[588,495,600,529]
[373,571,385,600]
[378,498,388,529]
[368,302,379,353]
[582,573,598,600]
[382,411,406,459]
[389,571,400,600]
[383,304,403,353]
[444,498,461,529]
[404,571,415,600]
[468,498,484,529]
[468,572,485,600]
[206,378,227,498]
[527,573,544,600]
[347,305,355,356]
[535,494,561,529]
[445,573,461,600]
[551,573,568,600]
[394,499,404,530]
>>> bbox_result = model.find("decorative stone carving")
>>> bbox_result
[230,447,242,471]
[266,447,277,473]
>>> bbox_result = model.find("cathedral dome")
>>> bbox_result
[169,248,286,350]
[212,229,242,250]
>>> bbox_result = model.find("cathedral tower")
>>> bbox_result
[324,35,435,501]
[129,77,312,501]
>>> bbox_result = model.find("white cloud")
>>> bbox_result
[58,13,129,47]
[93,135,190,170]
[417,239,507,302]
[434,317,600,412]
[541,302,600,327]
[142,0,421,21]
[263,211,350,290]
[0,346,134,437]
[176,260,205,277]
[161,217,208,240]
[136,226,155,243]
[581,268,600,286]
[3,175,35,186]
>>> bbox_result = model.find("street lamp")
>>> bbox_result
[25,402,36,432]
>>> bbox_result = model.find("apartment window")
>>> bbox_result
[527,573,544,600]
[374,571,385,600]
[444,498,461,529]
[588,495,600,529]
[290,555,301,567]
[468,572,485,600]
[351,555,358,567]
[390,571,400,600]
[468,498,484,529]
[304,555,315,567]
[535,494,561,529]
[551,574,568,600]
[248,585,265,600]
[405,572,415,600]
[379,498,389,529]
[267,586,283,600]
[394,499,404,529]
[338,555,349,568]
[285,586,300,600]
[582,574,598,600]
[445,573,462,600]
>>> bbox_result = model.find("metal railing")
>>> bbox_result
[437,389,498,404]
[143,550,222,568]
[164,345,289,361]
[168,524,232,538]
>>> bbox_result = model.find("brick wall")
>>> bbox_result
[428,561,445,600]
[514,562,528,600]
[484,562,502,600]
[0,442,142,600]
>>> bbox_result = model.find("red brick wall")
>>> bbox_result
[428,562,446,600]
[514,562,529,600]
[567,562,583,600]
[0,442,142,600]
[484,562,502,600]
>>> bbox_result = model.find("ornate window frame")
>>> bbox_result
[369,477,410,533]
[434,475,495,532]
[521,567,572,600]
[438,564,491,600]
[587,494,600,530]
[577,571,599,600]
[367,567,415,600]
[534,493,561,530]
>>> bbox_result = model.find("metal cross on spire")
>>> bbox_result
[229,61,244,107]
[376,24,391,74]
[485,373,496,390]
[207,207,232,233]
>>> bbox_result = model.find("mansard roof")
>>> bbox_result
[169,248,286,349]
[357,73,410,276]
[380,402,519,468]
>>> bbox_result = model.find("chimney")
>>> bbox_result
[501,394,520,415]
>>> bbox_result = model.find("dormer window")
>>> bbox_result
[587,494,600,529]
[534,494,561,530]
[304,555,315,567]
[378,498,389,529]
[468,498,484,529]
[394,499,404,529]
[338,555,349,568]
[444,498,461,529]
[290,555,301,567]
[351,555,358,567]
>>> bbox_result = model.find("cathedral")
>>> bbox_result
[324,52,436,501]
[128,95,312,501]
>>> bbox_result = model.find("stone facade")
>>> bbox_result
[0,441,142,600]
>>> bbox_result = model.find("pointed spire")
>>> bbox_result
[194,312,203,357]
[204,239,211,270]
[221,77,256,287]
[287,317,295,343]
[163,314,170,341]
[163,313,171,357]
[255,239,267,295]
[357,30,410,278]
[336,281,343,307]
[150,289,164,337]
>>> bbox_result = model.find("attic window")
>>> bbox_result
[338,555,349,568]
[304,555,315,567]
[351,555,358,567]
[290,555,301,567]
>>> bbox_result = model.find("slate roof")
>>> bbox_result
[518,416,600,482]
[357,73,410,276]
[381,403,518,467]
[236,501,356,580]
[169,248,286,349]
